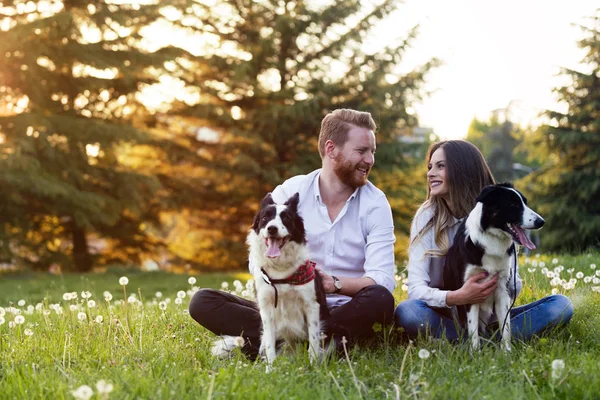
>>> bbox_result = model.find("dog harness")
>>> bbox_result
[259,260,317,308]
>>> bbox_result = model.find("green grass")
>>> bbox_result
[1,253,599,399]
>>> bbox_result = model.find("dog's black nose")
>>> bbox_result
[534,217,545,229]
[267,226,278,235]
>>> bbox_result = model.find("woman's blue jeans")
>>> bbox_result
[394,294,574,341]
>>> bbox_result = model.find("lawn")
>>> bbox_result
[0,253,599,399]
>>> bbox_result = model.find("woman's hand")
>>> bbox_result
[446,272,498,306]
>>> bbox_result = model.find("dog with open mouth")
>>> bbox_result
[245,192,337,369]
[441,183,544,351]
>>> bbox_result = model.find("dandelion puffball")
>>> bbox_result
[418,349,430,359]
[119,276,129,286]
[71,385,94,400]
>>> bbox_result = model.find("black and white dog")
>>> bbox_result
[442,183,544,351]
[237,192,339,368]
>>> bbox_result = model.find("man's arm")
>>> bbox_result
[316,270,375,295]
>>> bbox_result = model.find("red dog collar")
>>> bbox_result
[260,261,316,307]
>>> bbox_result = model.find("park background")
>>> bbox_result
[0,1,599,399]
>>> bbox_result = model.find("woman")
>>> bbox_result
[394,140,573,341]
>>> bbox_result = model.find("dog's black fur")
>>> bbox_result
[440,183,544,350]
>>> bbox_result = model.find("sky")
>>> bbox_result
[368,0,599,139]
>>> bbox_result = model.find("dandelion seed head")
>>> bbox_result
[221,281,229,290]
[17,299,26,307]
[188,277,196,285]
[576,272,584,279]
[70,305,78,312]
[24,328,33,336]
[87,300,96,308]
[43,310,50,316]
[127,296,137,304]
[155,291,163,298]
[551,288,558,295]
[0,307,4,317]
[159,301,167,311]
[552,258,559,264]
[0,316,5,325]
[9,321,15,328]
[174,298,182,305]
[96,380,114,394]
[591,263,596,269]
[71,385,94,400]
[119,276,129,286]
[104,292,113,302]
[63,293,71,301]
[418,349,431,359]
[177,291,186,299]
[551,359,565,381]
[77,312,87,321]
[95,315,104,323]
[81,291,92,299]
[539,261,546,267]
[15,315,25,324]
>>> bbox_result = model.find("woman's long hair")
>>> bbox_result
[412,140,495,256]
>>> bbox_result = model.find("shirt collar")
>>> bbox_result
[313,169,360,204]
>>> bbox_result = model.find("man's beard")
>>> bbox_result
[333,154,370,188]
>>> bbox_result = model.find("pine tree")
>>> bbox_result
[523,13,600,251]
[161,0,438,266]
[0,1,187,271]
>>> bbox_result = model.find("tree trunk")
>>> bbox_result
[72,224,92,272]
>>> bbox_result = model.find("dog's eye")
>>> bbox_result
[281,214,290,221]
[261,216,268,222]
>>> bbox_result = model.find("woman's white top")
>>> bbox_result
[406,204,523,308]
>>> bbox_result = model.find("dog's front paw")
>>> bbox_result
[211,335,244,358]
[469,337,480,353]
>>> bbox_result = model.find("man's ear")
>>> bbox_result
[325,140,337,159]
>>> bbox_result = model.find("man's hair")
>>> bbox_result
[318,109,376,158]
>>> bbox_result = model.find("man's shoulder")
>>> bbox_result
[281,169,320,188]
[360,180,389,204]
[273,169,319,203]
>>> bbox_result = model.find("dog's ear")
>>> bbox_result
[498,182,514,189]
[476,185,496,203]
[284,192,300,211]
[260,192,275,209]
[251,211,261,233]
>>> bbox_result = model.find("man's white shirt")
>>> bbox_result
[250,169,396,308]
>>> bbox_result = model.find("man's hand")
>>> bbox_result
[446,272,499,306]
[316,268,336,294]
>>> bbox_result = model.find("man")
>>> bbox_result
[189,109,396,357]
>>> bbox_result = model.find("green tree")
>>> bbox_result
[0,1,186,271]
[466,109,522,183]
[155,0,438,267]
[523,13,600,251]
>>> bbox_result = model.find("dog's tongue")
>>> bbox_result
[265,238,281,258]
[514,225,536,250]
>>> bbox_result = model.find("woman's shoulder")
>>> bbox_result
[412,203,435,230]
